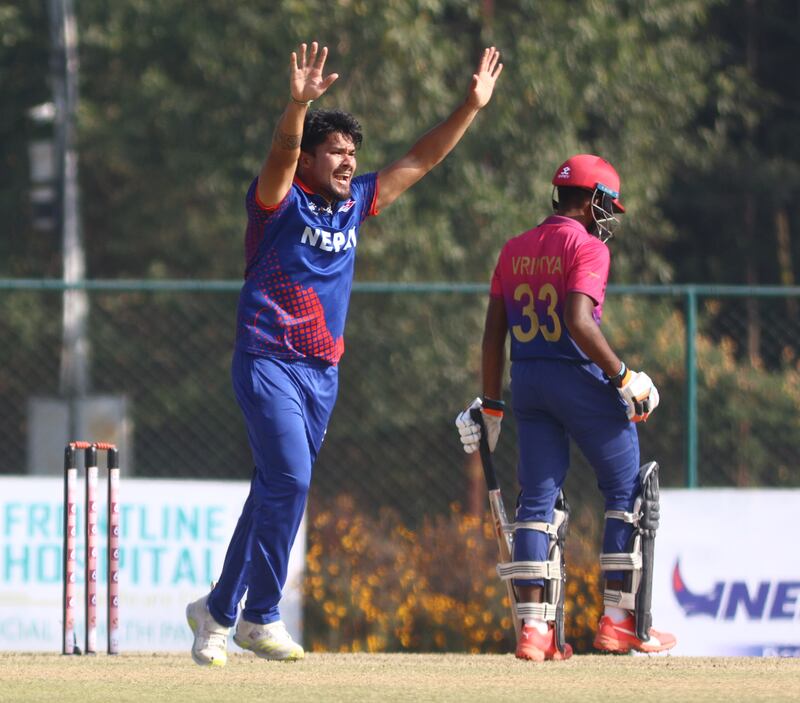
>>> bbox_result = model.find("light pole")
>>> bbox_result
[48,0,89,438]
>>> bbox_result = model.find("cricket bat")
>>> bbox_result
[470,408,521,642]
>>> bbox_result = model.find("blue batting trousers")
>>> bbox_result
[207,350,337,626]
[510,359,641,586]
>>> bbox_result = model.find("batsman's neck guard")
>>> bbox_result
[599,462,660,641]
[497,491,570,653]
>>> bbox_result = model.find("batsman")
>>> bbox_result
[455,155,676,661]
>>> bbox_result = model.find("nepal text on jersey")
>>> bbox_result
[300,226,357,253]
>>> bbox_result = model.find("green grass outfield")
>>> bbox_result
[2,652,799,703]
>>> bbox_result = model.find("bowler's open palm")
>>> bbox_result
[290,41,339,103]
[467,47,503,109]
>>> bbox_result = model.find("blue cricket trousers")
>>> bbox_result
[207,350,337,626]
[510,359,641,585]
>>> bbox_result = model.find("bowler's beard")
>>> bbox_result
[323,178,351,202]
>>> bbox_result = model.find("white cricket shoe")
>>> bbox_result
[233,619,305,661]
[185,594,230,667]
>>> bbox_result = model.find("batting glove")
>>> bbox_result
[614,363,660,422]
[455,397,504,453]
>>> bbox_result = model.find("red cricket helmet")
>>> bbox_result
[552,154,625,213]
[552,154,625,242]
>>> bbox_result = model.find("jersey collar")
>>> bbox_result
[543,214,589,233]
[293,175,315,194]
[293,175,338,212]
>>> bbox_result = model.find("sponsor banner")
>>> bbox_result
[656,489,800,657]
[0,477,305,652]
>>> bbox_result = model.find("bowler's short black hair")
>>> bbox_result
[301,109,363,154]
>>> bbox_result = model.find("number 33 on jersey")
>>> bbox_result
[490,215,611,362]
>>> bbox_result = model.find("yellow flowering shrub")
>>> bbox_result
[304,495,604,653]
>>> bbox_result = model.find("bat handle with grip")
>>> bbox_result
[470,407,499,492]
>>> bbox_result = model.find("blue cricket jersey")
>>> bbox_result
[235,173,379,365]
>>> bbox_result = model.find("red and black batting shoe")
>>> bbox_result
[593,614,677,654]
[515,624,573,662]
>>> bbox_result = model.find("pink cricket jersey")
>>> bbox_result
[490,215,610,362]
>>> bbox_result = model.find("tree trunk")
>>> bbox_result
[744,0,760,368]
[776,208,798,319]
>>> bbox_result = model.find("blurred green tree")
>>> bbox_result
[3,0,731,284]
[667,0,800,288]
[0,1,55,275]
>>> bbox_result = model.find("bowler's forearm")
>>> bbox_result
[257,101,309,205]
[268,102,309,160]
[406,101,480,171]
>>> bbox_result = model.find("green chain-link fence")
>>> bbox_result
[2,280,799,511]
